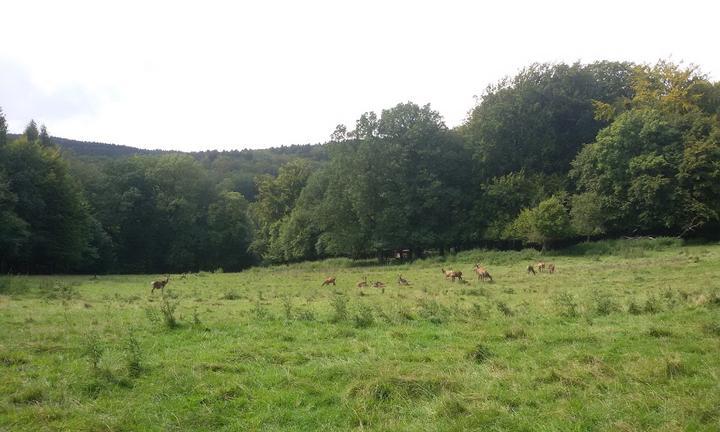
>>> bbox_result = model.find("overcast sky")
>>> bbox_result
[1,0,719,151]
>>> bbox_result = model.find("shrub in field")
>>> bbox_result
[648,327,673,338]
[504,327,527,340]
[666,356,687,378]
[330,295,348,323]
[143,305,161,324]
[627,300,643,315]
[125,331,143,377]
[553,292,579,318]
[593,292,620,316]
[353,304,374,328]
[496,301,514,317]
[417,299,449,323]
[252,300,272,321]
[192,307,202,326]
[702,322,720,336]
[160,296,179,328]
[296,308,316,321]
[220,290,241,300]
[282,296,293,321]
[11,386,45,404]
[467,343,493,363]
[82,331,104,371]
[644,295,661,314]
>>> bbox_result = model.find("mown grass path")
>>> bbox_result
[1,240,719,431]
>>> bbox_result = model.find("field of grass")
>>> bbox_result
[1,238,719,431]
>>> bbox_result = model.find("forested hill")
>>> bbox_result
[1,60,719,274]
[7,133,164,158]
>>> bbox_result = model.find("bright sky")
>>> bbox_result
[1,0,719,151]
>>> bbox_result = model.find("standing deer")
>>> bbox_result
[474,264,493,282]
[547,263,556,274]
[527,265,536,275]
[441,268,463,282]
[397,274,411,286]
[321,276,336,287]
[151,276,170,294]
[536,262,546,273]
[356,276,368,288]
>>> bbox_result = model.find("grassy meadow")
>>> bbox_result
[1,238,719,431]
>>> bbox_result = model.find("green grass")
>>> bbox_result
[1,238,719,431]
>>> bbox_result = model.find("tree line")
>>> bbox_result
[1,60,719,273]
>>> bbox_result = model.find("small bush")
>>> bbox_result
[143,305,162,324]
[221,291,241,300]
[627,300,643,315]
[296,308,316,321]
[330,295,348,323]
[82,331,104,371]
[282,296,293,321]
[125,331,143,377]
[467,343,493,363]
[192,307,202,326]
[504,327,527,340]
[593,292,620,316]
[11,386,45,404]
[496,301,514,317]
[553,292,579,318]
[644,296,661,314]
[666,357,686,378]
[252,300,272,321]
[648,327,673,338]
[702,322,720,336]
[417,299,449,323]
[353,304,375,328]
[160,296,179,328]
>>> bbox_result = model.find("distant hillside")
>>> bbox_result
[7,133,166,158]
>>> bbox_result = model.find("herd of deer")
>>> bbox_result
[149,261,557,294]
[318,261,556,290]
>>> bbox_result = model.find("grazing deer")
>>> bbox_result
[356,276,368,288]
[151,276,170,294]
[536,262,546,273]
[474,264,493,282]
[397,274,411,286]
[321,276,336,287]
[527,265,536,275]
[442,268,463,282]
[372,281,386,288]
[547,263,556,274]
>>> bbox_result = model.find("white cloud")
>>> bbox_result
[1,0,718,150]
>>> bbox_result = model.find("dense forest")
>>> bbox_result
[1,60,719,274]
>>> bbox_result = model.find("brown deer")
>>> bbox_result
[397,274,411,286]
[527,265,536,275]
[372,281,386,288]
[151,276,170,294]
[547,263,556,274]
[536,262,546,273]
[321,276,336,287]
[356,276,368,288]
[474,264,493,282]
[441,268,463,282]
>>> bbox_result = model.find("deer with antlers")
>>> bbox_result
[441,268,463,282]
[151,276,170,294]
[356,276,368,288]
[474,264,493,282]
[321,276,336,287]
[397,274,411,286]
